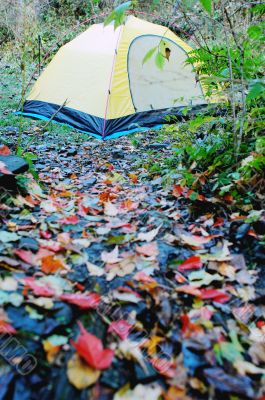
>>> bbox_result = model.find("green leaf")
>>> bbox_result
[142,47,157,65]
[155,52,165,70]
[104,1,131,29]
[104,10,116,27]
[247,82,265,102]
[219,341,243,363]
[247,25,263,39]
[199,0,212,14]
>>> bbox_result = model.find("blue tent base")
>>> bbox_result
[15,111,102,140]
[15,111,163,140]
[16,100,211,140]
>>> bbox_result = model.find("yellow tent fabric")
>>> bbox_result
[20,16,209,140]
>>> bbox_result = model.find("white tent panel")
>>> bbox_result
[127,35,206,112]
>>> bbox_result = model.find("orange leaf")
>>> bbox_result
[128,173,138,183]
[41,255,65,274]
[173,184,183,197]
[0,145,11,155]
[223,194,233,202]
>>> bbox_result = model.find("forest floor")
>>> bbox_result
[0,63,264,399]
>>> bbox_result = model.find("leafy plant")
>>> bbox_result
[104,1,132,30]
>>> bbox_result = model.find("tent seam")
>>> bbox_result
[102,24,124,140]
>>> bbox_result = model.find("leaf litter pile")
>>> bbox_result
[0,131,264,400]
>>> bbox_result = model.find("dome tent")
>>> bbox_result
[18,16,209,140]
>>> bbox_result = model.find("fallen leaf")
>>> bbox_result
[137,225,161,242]
[176,285,201,297]
[204,367,254,398]
[179,234,217,248]
[108,320,132,340]
[128,173,138,184]
[0,320,17,334]
[106,255,136,281]
[199,288,231,303]
[23,277,55,297]
[114,383,162,400]
[71,321,114,369]
[60,293,101,309]
[15,249,37,266]
[86,262,105,276]
[177,256,202,272]
[40,200,57,213]
[0,145,11,155]
[104,201,118,216]
[43,340,61,363]
[234,360,265,375]
[101,246,122,264]
[41,255,65,274]
[0,231,20,243]
[118,340,146,370]
[67,353,100,389]
[136,242,158,257]
[0,161,12,175]
[188,270,223,286]
[59,215,79,224]
[173,184,186,198]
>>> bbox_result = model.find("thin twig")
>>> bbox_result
[221,1,238,154]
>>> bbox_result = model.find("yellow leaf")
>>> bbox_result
[67,353,100,389]
[43,341,60,363]
[114,383,162,400]
[142,336,164,356]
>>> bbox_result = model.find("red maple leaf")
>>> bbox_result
[23,277,55,297]
[59,215,79,225]
[71,321,114,370]
[0,321,17,334]
[177,255,202,272]
[199,288,231,303]
[15,249,36,266]
[107,320,132,340]
[60,293,101,309]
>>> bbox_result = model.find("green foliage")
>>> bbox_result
[155,51,165,70]
[247,81,265,102]
[199,0,212,14]
[104,1,132,30]
[142,39,171,70]
[142,47,157,65]
[16,147,39,181]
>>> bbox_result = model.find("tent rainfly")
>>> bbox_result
[18,16,210,140]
